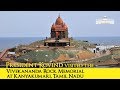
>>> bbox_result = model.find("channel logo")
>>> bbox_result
[96,16,114,24]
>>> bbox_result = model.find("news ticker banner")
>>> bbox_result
[0,68,120,79]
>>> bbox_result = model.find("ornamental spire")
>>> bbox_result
[58,13,60,17]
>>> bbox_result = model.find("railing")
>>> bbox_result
[0,49,9,60]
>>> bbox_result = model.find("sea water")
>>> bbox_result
[0,37,120,51]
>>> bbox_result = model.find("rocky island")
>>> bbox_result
[0,15,120,67]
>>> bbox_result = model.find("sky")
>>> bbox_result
[0,11,120,37]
